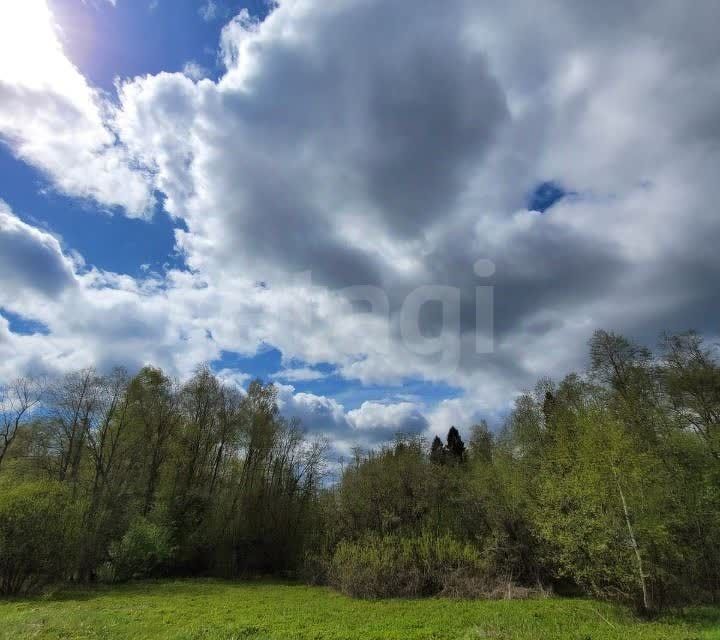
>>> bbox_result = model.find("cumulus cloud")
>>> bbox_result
[348,401,429,436]
[3,0,720,443]
[0,202,204,378]
[277,385,349,433]
[0,0,153,216]
[276,383,430,454]
[182,61,209,81]
[0,201,77,300]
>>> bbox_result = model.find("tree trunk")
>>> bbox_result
[613,466,650,612]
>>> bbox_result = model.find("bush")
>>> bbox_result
[106,518,174,582]
[301,551,332,586]
[0,480,81,595]
[329,532,490,598]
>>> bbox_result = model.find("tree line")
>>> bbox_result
[1,329,719,613]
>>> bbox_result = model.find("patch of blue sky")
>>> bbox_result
[210,347,462,411]
[324,378,463,412]
[211,346,283,382]
[0,146,184,277]
[50,0,274,92]
[0,308,50,336]
[527,180,568,213]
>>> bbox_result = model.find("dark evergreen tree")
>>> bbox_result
[446,427,466,463]
[429,435,445,464]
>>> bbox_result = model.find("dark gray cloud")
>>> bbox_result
[0,204,76,298]
[160,0,509,291]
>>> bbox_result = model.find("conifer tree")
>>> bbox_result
[446,426,466,463]
[429,435,445,464]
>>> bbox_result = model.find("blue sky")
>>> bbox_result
[1,0,719,448]
[51,0,271,88]
[0,144,182,276]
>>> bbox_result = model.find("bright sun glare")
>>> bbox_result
[0,0,86,91]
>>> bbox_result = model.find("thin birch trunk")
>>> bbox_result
[613,465,650,612]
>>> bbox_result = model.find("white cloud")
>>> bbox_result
[182,61,208,81]
[0,201,212,379]
[347,401,428,436]
[0,0,154,216]
[277,385,349,431]
[215,368,252,389]
[199,0,220,22]
[276,384,431,454]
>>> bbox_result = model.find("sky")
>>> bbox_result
[1,0,719,456]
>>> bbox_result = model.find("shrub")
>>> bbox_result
[329,532,488,598]
[300,551,332,586]
[107,518,174,582]
[0,480,81,595]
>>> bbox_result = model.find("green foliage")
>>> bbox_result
[1,328,720,614]
[330,532,491,598]
[0,480,81,595]
[106,518,175,582]
[338,436,432,535]
[533,411,647,602]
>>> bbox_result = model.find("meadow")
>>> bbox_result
[0,580,718,640]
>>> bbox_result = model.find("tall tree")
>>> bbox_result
[429,435,445,464]
[0,376,42,470]
[446,426,466,463]
[49,368,98,490]
[468,421,493,463]
[126,367,179,515]
[662,331,720,459]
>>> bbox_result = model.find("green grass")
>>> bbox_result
[0,579,718,639]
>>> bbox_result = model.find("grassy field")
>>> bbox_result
[0,579,718,640]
